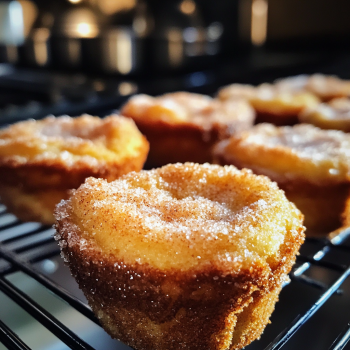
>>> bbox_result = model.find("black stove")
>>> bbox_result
[2,49,350,126]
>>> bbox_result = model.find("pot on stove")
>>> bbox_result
[149,0,223,71]
[83,0,152,75]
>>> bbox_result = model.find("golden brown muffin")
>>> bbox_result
[217,83,258,101]
[121,92,255,167]
[218,83,319,126]
[0,114,149,224]
[214,123,350,234]
[54,163,305,350]
[275,74,350,101]
[299,98,350,132]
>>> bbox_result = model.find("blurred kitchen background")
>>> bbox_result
[1,3,350,350]
[1,0,350,124]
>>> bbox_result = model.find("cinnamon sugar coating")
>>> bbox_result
[218,83,319,126]
[0,114,149,224]
[214,124,350,233]
[121,92,255,167]
[275,74,350,101]
[54,163,304,350]
[299,98,350,132]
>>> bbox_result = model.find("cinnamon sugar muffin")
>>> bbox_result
[121,92,255,167]
[54,163,305,350]
[214,123,350,234]
[218,83,319,126]
[0,114,149,224]
[275,74,350,101]
[299,98,350,132]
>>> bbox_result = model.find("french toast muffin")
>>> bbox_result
[275,74,350,101]
[0,114,149,224]
[218,83,319,126]
[214,124,350,234]
[54,163,305,350]
[299,98,350,132]
[121,92,255,167]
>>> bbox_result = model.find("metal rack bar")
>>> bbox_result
[2,227,53,246]
[329,323,350,350]
[0,245,99,325]
[0,223,42,243]
[290,274,328,291]
[13,236,59,254]
[0,319,31,350]
[264,266,350,350]
[0,249,63,277]
[293,231,350,278]
[0,276,95,350]
[296,255,347,272]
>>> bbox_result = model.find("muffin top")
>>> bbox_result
[0,114,147,167]
[218,83,319,115]
[217,83,258,101]
[299,98,350,131]
[55,163,304,273]
[275,74,350,101]
[214,123,350,185]
[121,92,255,129]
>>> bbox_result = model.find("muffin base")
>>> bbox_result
[135,121,231,168]
[0,150,148,224]
[0,185,68,224]
[281,182,350,235]
[61,242,289,350]
[89,284,282,350]
[255,111,299,126]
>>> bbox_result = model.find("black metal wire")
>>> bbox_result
[296,255,347,272]
[0,245,99,325]
[292,230,350,278]
[0,218,20,231]
[329,323,350,350]
[0,319,31,350]
[14,236,58,254]
[0,276,95,350]
[305,236,350,252]
[2,225,52,245]
[264,266,350,350]
[290,274,329,291]
[0,248,63,276]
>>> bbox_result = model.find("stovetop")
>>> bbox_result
[2,49,350,125]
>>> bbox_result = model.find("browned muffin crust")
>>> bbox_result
[130,119,232,166]
[121,92,255,167]
[0,114,149,224]
[55,163,304,350]
[217,83,319,127]
[275,74,350,101]
[299,97,350,132]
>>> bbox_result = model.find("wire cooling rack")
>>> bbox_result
[0,203,349,350]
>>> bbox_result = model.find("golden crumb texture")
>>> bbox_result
[55,163,305,350]
[0,114,149,224]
